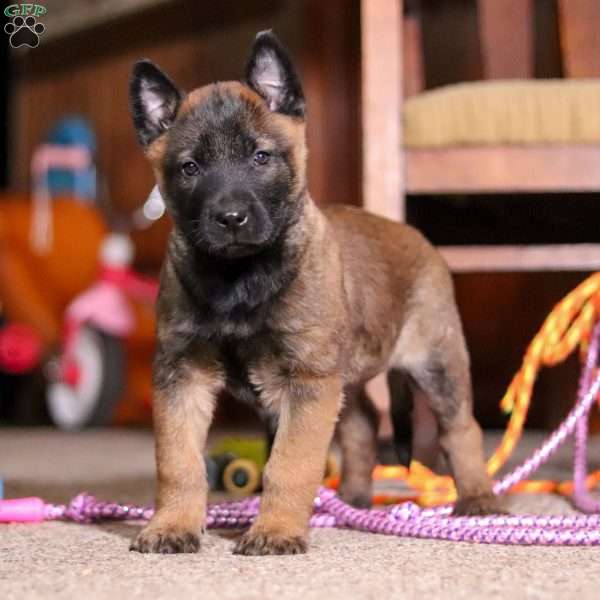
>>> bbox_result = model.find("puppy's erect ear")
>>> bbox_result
[245,31,305,118]
[129,60,182,147]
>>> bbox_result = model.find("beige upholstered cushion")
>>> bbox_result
[403,79,600,148]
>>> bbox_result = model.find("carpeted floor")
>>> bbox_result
[2,428,600,600]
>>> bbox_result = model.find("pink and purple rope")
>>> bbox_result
[7,324,600,546]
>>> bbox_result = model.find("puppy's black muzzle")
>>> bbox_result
[202,189,274,257]
[211,190,253,234]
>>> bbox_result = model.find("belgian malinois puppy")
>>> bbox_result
[128,31,500,556]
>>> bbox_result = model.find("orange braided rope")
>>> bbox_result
[326,272,600,505]
[492,272,600,472]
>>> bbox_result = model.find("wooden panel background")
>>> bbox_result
[8,0,361,269]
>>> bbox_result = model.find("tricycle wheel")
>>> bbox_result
[47,326,125,430]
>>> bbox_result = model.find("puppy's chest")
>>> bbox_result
[220,340,286,415]
[221,344,261,408]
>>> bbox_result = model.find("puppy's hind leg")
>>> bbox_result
[337,384,378,508]
[399,330,501,516]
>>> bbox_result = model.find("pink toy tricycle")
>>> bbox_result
[47,232,159,429]
[0,127,164,429]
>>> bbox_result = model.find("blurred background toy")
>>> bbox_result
[46,230,158,429]
[206,437,339,497]
[206,438,267,496]
[0,116,163,428]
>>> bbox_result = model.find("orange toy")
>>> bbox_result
[0,195,157,426]
[0,195,106,348]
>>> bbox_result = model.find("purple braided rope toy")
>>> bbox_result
[32,324,600,545]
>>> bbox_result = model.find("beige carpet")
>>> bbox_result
[2,428,600,600]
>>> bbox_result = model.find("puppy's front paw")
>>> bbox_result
[233,529,307,556]
[130,526,200,554]
[453,493,505,516]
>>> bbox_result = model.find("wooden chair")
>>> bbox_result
[361,0,600,272]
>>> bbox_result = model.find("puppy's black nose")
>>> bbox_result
[215,210,249,230]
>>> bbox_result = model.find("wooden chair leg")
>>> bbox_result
[361,0,405,222]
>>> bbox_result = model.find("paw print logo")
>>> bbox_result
[4,15,45,49]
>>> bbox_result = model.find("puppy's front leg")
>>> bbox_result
[234,375,342,556]
[130,361,222,554]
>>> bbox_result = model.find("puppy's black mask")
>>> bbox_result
[129,31,306,261]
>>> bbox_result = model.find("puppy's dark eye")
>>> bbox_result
[253,151,271,166]
[181,161,199,176]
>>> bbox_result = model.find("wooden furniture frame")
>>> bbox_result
[361,0,600,272]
